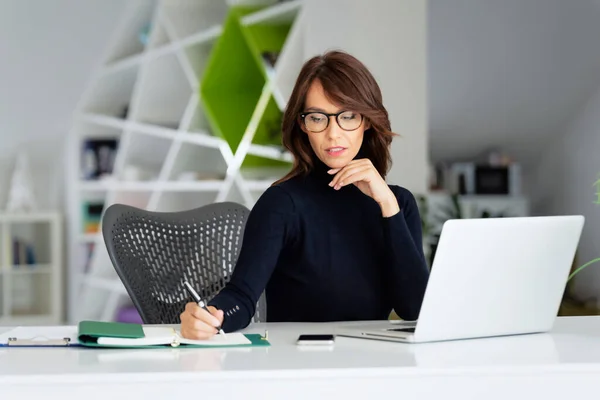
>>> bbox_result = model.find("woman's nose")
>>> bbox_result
[325,116,342,139]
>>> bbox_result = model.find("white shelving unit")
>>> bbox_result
[0,213,62,326]
[66,0,306,323]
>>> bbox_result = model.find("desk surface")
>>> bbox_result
[2,316,600,382]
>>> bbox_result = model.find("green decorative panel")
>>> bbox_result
[243,21,293,78]
[201,7,264,153]
[200,5,293,169]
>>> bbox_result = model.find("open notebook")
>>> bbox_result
[77,321,261,348]
[0,321,269,348]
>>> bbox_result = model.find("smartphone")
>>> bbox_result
[296,334,335,345]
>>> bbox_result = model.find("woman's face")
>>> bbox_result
[300,80,368,170]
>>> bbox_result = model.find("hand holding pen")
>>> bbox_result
[181,281,226,339]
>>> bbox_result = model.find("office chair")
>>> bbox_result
[101,201,267,324]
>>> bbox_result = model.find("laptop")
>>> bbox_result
[337,215,585,343]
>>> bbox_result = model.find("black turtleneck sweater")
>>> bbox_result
[209,161,430,332]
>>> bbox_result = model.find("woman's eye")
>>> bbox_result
[310,116,324,122]
[341,113,357,120]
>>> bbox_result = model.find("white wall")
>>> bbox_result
[0,0,126,211]
[303,0,428,194]
[428,0,600,168]
[533,81,600,303]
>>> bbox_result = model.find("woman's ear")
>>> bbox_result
[364,118,371,131]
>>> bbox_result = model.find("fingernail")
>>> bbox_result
[329,181,333,187]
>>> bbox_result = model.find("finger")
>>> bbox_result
[335,169,372,189]
[327,159,366,175]
[210,308,225,325]
[181,324,216,340]
[331,166,371,189]
[329,165,362,187]
[182,313,218,335]
[187,303,222,327]
[180,313,217,340]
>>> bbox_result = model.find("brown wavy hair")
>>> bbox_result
[274,50,396,185]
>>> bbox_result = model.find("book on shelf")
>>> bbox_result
[11,237,36,266]
[81,138,119,180]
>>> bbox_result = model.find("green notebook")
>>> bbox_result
[77,320,270,349]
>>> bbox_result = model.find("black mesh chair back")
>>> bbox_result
[101,201,264,324]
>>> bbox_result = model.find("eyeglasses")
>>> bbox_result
[300,111,363,133]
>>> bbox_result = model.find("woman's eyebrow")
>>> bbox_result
[305,106,340,113]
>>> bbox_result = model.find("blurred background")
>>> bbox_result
[0,0,598,326]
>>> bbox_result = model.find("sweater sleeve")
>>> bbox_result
[381,186,430,321]
[208,185,295,332]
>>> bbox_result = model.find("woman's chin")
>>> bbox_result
[322,159,348,170]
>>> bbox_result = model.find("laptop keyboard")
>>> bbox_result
[387,327,416,333]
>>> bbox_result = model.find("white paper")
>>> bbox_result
[97,326,176,346]
[177,332,251,346]
[0,326,78,345]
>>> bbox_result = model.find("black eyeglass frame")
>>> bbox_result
[299,111,363,133]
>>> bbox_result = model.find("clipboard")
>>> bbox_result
[0,326,82,347]
[5,337,77,347]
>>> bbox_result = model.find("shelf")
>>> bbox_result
[183,35,218,84]
[180,25,222,47]
[131,121,178,140]
[68,0,304,324]
[243,94,292,169]
[246,143,293,162]
[161,0,228,41]
[133,52,192,129]
[79,113,127,132]
[240,164,291,182]
[7,221,53,266]
[185,99,214,135]
[167,143,228,182]
[9,266,52,317]
[241,0,301,26]
[111,191,153,210]
[8,264,52,275]
[242,178,278,191]
[83,63,138,118]
[119,131,175,182]
[79,180,156,192]
[162,181,225,191]
[152,191,219,212]
[272,5,305,109]
[0,213,61,223]
[102,52,144,77]
[80,233,98,243]
[179,131,227,150]
[79,179,227,193]
[148,19,171,49]
[104,0,157,64]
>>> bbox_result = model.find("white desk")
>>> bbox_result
[1,316,600,399]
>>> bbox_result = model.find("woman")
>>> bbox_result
[180,50,430,339]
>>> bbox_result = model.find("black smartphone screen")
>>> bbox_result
[298,334,335,341]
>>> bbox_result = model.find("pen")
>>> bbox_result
[183,281,226,336]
